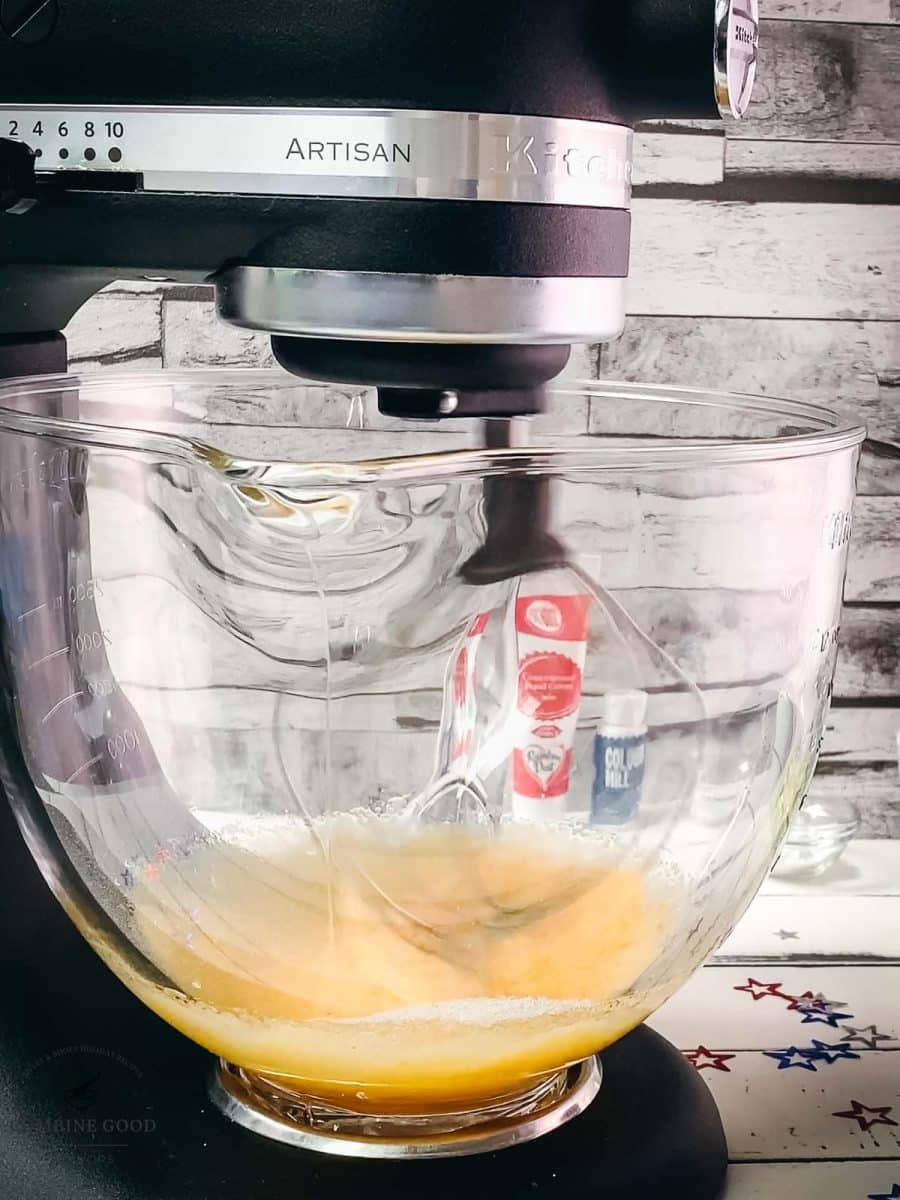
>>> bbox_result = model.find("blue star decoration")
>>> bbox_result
[867,1185,900,1200]
[763,1046,819,1071]
[803,1040,860,1065]
[763,1041,860,1071]
[797,1001,855,1027]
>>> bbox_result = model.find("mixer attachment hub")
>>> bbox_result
[270,336,571,420]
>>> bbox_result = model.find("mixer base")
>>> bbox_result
[211,1056,602,1158]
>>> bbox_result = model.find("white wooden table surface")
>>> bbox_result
[647,839,900,1199]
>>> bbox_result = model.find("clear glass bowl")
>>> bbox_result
[772,796,861,879]
[0,373,864,1156]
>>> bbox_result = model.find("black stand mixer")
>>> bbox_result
[0,2,758,1195]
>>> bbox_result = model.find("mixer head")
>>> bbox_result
[0,0,758,413]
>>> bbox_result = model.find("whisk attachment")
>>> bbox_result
[460,417,567,585]
[400,774,492,827]
[460,473,569,585]
[403,414,710,834]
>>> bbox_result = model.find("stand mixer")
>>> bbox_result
[0,0,760,577]
[0,4,839,1198]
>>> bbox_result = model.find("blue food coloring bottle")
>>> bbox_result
[591,690,648,824]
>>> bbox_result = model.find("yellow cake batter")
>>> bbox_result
[87,817,674,1109]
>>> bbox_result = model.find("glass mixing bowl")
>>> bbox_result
[0,372,864,1157]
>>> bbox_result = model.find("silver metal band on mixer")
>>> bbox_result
[215,268,628,343]
[714,0,759,120]
[0,105,634,208]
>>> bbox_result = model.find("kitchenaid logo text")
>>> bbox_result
[285,139,412,163]
[733,20,758,45]
[494,134,632,185]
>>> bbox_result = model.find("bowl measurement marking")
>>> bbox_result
[65,755,103,784]
[40,690,84,723]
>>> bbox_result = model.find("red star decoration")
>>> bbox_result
[786,990,846,1014]
[685,1046,735,1073]
[735,978,788,1002]
[832,1101,899,1133]
[786,990,818,1011]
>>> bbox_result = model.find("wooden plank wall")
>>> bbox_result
[63,0,900,835]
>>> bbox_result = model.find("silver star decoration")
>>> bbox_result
[803,993,847,1013]
[774,929,799,940]
[841,1024,896,1049]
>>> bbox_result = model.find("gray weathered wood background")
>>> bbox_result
[62,0,899,835]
